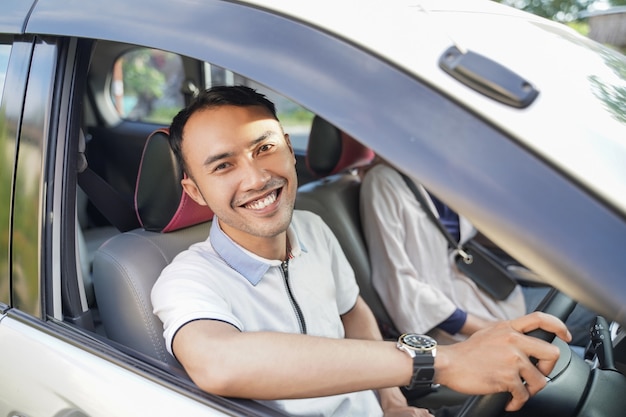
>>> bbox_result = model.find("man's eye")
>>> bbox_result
[214,162,229,172]
[258,143,273,153]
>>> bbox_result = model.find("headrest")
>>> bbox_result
[135,128,214,232]
[305,116,374,178]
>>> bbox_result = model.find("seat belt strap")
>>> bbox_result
[78,167,140,232]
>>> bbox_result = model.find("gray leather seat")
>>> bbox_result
[295,116,399,338]
[92,118,399,373]
[92,129,213,369]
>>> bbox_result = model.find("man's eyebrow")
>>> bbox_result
[202,130,279,167]
[250,130,280,147]
[203,151,233,167]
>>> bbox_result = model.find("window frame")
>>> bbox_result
[0,36,15,308]
[0,35,33,310]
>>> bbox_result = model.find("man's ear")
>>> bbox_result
[181,176,208,206]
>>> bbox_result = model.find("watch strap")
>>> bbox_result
[407,352,435,390]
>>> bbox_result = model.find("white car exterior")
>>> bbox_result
[1,0,625,416]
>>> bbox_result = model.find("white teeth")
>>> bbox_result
[245,190,277,210]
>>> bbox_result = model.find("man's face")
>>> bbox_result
[180,105,297,247]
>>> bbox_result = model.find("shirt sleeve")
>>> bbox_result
[360,165,458,334]
[437,308,467,334]
[151,249,244,356]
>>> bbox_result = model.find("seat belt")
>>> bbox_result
[77,131,140,232]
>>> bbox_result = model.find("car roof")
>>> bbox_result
[242,0,626,219]
[25,0,626,218]
[0,0,34,33]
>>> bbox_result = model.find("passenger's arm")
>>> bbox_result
[360,169,460,333]
[459,313,496,336]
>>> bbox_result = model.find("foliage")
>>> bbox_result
[118,49,185,123]
[142,105,181,125]
[122,49,166,100]
[567,20,590,35]
[589,51,626,124]
[279,107,315,127]
[494,0,595,21]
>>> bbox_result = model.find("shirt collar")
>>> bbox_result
[209,217,307,286]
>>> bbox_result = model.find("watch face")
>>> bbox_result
[401,334,437,351]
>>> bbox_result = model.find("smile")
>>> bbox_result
[243,188,280,210]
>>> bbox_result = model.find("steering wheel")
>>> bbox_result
[455,288,578,417]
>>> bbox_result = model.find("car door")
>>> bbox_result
[6,1,624,416]
[0,1,335,414]
[0,31,280,417]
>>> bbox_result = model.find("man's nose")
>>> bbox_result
[240,160,270,190]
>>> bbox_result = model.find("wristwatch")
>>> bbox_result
[396,333,438,390]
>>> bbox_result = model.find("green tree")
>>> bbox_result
[494,0,595,21]
[122,49,165,101]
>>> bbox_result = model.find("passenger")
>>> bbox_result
[151,85,571,417]
[360,157,593,347]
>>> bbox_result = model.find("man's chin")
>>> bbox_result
[250,215,292,238]
[226,209,292,238]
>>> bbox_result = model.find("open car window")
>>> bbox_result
[109,47,314,153]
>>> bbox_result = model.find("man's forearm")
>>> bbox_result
[175,321,412,399]
[175,310,569,412]
[341,297,413,411]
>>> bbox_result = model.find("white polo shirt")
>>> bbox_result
[152,210,383,416]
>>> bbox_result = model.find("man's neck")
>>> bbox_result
[220,222,289,260]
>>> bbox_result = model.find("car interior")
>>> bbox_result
[66,38,626,414]
[76,42,383,337]
[69,39,473,409]
[76,41,370,354]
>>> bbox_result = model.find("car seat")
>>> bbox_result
[91,129,213,370]
[295,116,399,338]
[298,120,471,408]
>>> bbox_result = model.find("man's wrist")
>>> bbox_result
[396,333,437,390]
[432,344,448,385]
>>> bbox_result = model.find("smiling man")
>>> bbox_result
[151,85,571,417]
[179,102,297,258]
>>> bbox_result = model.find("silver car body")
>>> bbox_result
[1,0,625,416]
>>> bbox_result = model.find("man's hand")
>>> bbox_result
[434,312,571,412]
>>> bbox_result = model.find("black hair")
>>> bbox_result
[169,85,278,175]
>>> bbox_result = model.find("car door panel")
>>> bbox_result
[0,33,236,417]
[0,312,236,417]
[2,30,289,417]
[11,36,60,316]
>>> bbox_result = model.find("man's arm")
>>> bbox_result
[341,297,425,414]
[173,310,570,411]
[173,316,412,399]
